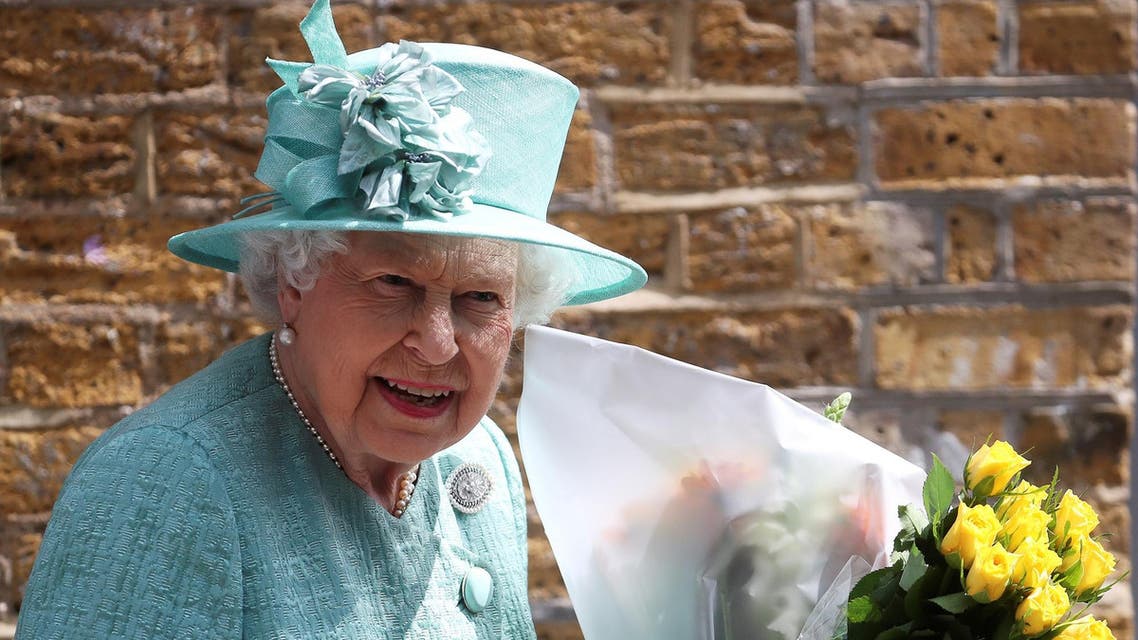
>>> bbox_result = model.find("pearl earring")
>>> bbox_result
[279,323,296,346]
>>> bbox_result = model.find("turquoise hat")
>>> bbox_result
[168,0,646,306]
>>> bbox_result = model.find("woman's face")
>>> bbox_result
[278,232,518,467]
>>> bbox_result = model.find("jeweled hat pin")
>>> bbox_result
[168,0,646,305]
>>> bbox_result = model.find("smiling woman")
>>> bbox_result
[268,233,523,507]
[12,1,645,638]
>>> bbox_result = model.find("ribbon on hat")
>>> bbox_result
[244,0,490,221]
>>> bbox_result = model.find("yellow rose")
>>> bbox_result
[1016,581,1071,636]
[1054,617,1116,640]
[1053,491,1100,549]
[966,441,1030,496]
[940,503,1002,568]
[1060,536,1116,596]
[997,480,1046,521]
[965,543,1018,602]
[1013,537,1063,589]
[1000,504,1051,552]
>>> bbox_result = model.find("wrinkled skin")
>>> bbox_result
[276,232,518,510]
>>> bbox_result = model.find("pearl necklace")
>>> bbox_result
[269,336,420,517]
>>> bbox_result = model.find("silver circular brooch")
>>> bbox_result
[446,462,493,514]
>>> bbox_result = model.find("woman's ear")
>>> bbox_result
[276,271,303,324]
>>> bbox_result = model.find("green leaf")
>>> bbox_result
[1059,558,1084,593]
[899,546,928,592]
[850,566,900,602]
[900,504,930,539]
[928,592,975,614]
[825,392,852,423]
[923,455,955,521]
[904,563,946,623]
[847,595,879,624]
[874,623,913,640]
[990,612,1014,640]
[969,476,996,503]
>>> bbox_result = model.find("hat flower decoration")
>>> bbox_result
[242,0,490,222]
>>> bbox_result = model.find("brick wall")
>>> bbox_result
[1,0,1135,638]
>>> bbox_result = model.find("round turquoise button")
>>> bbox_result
[461,566,494,613]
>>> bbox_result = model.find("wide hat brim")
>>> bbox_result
[168,201,647,306]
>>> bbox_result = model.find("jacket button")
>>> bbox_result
[461,566,493,613]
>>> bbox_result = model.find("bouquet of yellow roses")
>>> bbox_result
[843,441,1123,640]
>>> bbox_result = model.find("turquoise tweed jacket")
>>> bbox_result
[16,333,537,639]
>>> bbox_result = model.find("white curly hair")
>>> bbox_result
[237,230,574,329]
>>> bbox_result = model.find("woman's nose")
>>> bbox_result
[403,298,460,365]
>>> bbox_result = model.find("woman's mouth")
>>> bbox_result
[375,377,455,417]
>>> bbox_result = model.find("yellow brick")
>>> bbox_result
[688,204,797,292]
[808,201,935,289]
[937,0,1000,76]
[548,212,670,275]
[875,98,1136,187]
[610,102,856,192]
[875,306,1131,390]
[695,0,797,84]
[0,426,103,514]
[1,112,135,198]
[1019,0,1137,75]
[7,321,143,408]
[813,2,923,84]
[946,205,998,284]
[0,8,222,97]
[382,2,671,86]
[1013,199,1137,283]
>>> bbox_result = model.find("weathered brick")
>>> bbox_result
[0,523,42,613]
[555,109,597,193]
[528,535,568,601]
[5,321,144,408]
[807,201,936,289]
[157,319,269,388]
[1019,0,1137,75]
[0,213,226,304]
[155,108,268,199]
[936,409,1005,448]
[874,99,1136,186]
[687,204,798,292]
[547,212,669,275]
[840,408,910,455]
[875,305,1132,391]
[1089,498,1131,555]
[1,113,135,198]
[1013,199,1137,283]
[936,0,1000,76]
[487,344,524,437]
[0,8,222,97]
[554,308,859,387]
[534,621,584,640]
[0,426,103,514]
[813,1,923,84]
[228,3,375,93]
[695,0,797,85]
[382,3,671,86]
[1020,405,1130,488]
[609,102,856,192]
[945,204,997,283]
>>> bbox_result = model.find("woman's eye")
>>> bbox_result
[465,291,499,303]
[377,274,411,287]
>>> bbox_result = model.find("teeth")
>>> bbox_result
[385,379,452,398]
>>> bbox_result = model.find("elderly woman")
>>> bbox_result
[15,2,644,638]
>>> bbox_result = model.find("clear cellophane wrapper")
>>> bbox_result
[517,326,926,640]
